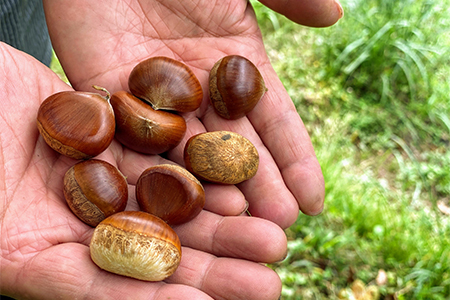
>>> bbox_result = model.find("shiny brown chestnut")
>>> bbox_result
[64,159,128,227]
[136,164,205,225]
[184,131,259,184]
[90,211,181,281]
[128,57,203,112]
[209,55,267,119]
[36,89,115,160]
[110,91,187,154]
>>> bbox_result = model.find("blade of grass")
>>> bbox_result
[343,21,393,74]
[334,37,367,69]
[395,59,416,101]
[435,112,450,134]
[393,39,429,89]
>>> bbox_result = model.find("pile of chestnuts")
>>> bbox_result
[36,55,266,282]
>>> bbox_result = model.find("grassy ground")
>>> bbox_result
[251,0,450,299]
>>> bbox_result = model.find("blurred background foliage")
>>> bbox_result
[250,0,450,299]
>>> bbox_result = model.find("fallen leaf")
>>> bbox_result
[351,279,366,298]
[437,200,450,215]
[376,269,387,286]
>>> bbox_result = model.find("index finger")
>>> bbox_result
[249,64,325,216]
[258,0,344,27]
[199,60,325,229]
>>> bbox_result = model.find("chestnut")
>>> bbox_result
[110,91,187,154]
[184,131,259,184]
[209,55,267,119]
[36,89,115,160]
[90,211,181,281]
[128,56,203,112]
[63,159,128,227]
[136,164,205,225]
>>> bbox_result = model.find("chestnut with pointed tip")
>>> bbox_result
[136,164,205,225]
[110,91,187,154]
[184,131,259,184]
[90,211,181,281]
[209,55,267,119]
[36,89,115,160]
[128,56,203,112]
[64,159,128,227]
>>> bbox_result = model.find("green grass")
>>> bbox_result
[251,0,450,298]
[50,51,70,84]
[273,115,450,299]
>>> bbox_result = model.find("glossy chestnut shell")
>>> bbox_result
[64,159,128,227]
[90,211,181,281]
[209,55,267,119]
[36,90,115,160]
[136,164,205,225]
[110,91,187,154]
[128,56,203,112]
[184,131,259,184]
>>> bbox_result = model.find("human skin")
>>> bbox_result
[43,0,341,230]
[0,42,287,299]
[1,0,342,299]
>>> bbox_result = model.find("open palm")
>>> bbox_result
[1,0,342,298]
[0,43,287,299]
[44,0,341,229]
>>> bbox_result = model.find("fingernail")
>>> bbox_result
[335,0,344,19]
[310,202,324,216]
[274,249,289,263]
[238,201,250,216]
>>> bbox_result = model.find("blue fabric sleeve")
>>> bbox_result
[0,0,52,66]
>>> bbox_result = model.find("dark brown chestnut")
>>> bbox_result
[184,131,259,184]
[128,57,203,112]
[64,159,128,227]
[136,164,205,225]
[90,211,181,281]
[209,55,267,119]
[36,89,115,160]
[110,91,187,154]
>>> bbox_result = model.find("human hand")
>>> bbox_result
[0,43,287,299]
[43,0,342,229]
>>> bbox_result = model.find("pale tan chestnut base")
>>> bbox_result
[64,167,106,227]
[90,224,181,281]
[36,120,90,160]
